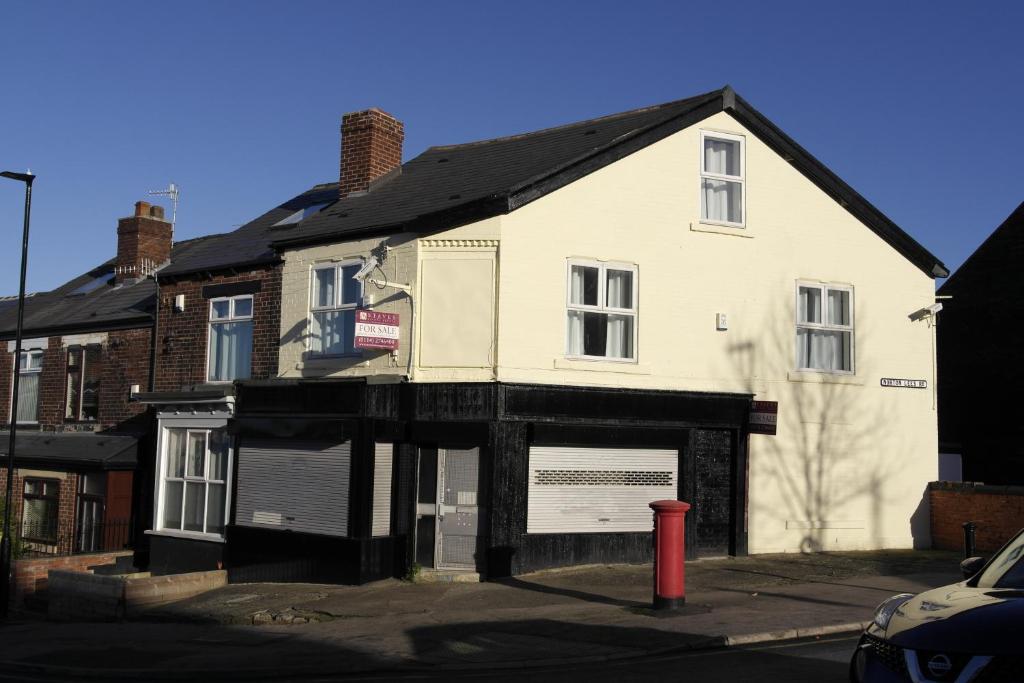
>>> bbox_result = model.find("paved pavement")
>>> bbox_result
[0,550,960,680]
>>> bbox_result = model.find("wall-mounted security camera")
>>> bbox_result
[908,302,943,322]
[351,255,380,283]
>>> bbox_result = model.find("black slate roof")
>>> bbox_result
[275,86,947,279]
[157,183,339,278]
[0,431,137,470]
[0,184,338,338]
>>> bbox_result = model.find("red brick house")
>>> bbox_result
[0,201,171,556]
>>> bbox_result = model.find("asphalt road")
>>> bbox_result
[303,635,859,683]
[0,636,859,683]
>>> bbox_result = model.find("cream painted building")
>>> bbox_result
[236,88,946,581]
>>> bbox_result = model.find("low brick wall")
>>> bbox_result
[929,481,1024,553]
[48,569,227,621]
[13,550,134,607]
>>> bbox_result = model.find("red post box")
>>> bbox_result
[649,499,691,610]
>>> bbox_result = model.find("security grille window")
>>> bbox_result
[65,345,101,421]
[22,478,59,542]
[566,260,637,360]
[796,283,854,373]
[208,295,253,381]
[14,349,43,423]
[159,428,231,537]
[700,131,745,226]
[309,261,362,356]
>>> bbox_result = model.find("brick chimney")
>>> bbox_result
[339,108,404,199]
[115,200,172,283]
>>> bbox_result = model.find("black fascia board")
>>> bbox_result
[156,255,281,284]
[507,95,725,211]
[725,93,948,279]
[0,315,153,342]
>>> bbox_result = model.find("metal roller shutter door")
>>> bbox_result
[236,439,351,537]
[527,446,678,533]
[371,442,393,537]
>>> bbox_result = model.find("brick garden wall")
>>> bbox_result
[155,265,282,390]
[930,481,1024,552]
[13,550,134,608]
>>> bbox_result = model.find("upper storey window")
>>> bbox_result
[566,259,637,361]
[700,131,745,227]
[208,295,253,382]
[66,345,101,421]
[796,283,854,373]
[310,261,363,356]
[14,349,43,424]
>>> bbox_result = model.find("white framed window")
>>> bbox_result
[207,295,253,382]
[13,349,43,424]
[566,259,637,361]
[158,428,231,538]
[309,261,363,356]
[796,282,854,373]
[700,130,745,227]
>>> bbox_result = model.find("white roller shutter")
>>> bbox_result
[236,439,351,537]
[527,446,678,533]
[372,442,393,537]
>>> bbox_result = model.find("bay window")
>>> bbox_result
[796,282,854,373]
[309,261,362,356]
[159,428,231,537]
[208,295,253,382]
[566,260,637,360]
[700,130,745,226]
[14,349,43,423]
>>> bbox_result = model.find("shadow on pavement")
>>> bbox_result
[493,576,648,608]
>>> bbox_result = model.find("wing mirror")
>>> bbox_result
[961,556,986,580]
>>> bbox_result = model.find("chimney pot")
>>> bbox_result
[134,201,151,217]
[149,205,165,220]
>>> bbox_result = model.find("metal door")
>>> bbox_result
[436,447,483,570]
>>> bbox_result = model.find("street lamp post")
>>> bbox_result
[0,170,35,619]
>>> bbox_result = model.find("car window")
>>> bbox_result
[976,534,1024,589]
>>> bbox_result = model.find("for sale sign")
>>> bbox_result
[749,400,778,435]
[354,310,400,350]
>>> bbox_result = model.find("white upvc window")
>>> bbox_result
[157,428,231,538]
[700,130,745,227]
[207,295,253,382]
[566,259,637,361]
[309,261,363,356]
[796,282,854,373]
[13,349,43,424]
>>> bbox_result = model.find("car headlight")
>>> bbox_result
[872,593,915,631]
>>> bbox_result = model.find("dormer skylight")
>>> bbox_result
[67,269,115,296]
[273,202,329,227]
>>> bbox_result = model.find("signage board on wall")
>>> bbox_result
[880,378,927,389]
[354,310,400,350]
[749,401,778,435]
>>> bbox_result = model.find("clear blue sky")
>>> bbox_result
[1,1,1021,294]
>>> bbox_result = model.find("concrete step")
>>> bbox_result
[413,569,481,584]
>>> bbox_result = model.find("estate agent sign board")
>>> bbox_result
[749,400,778,435]
[354,310,400,350]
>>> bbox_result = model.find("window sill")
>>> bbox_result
[296,357,368,371]
[690,221,753,238]
[145,529,227,544]
[787,370,864,386]
[554,358,651,374]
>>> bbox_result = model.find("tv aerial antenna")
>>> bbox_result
[147,182,180,232]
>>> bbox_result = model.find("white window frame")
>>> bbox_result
[307,260,364,357]
[155,427,233,540]
[65,344,101,422]
[12,349,43,424]
[699,130,746,228]
[794,281,855,375]
[565,258,639,363]
[205,294,254,383]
